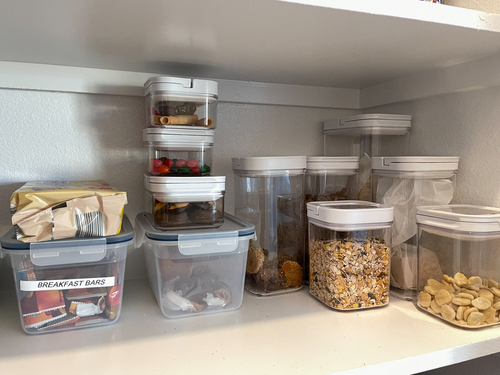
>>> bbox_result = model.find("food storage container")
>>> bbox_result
[134,212,255,318]
[304,156,359,283]
[145,175,225,230]
[416,205,500,329]
[324,114,411,201]
[372,156,459,300]
[307,201,393,310]
[144,76,217,129]
[1,215,133,334]
[144,128,214,176]
[232,156,306,295]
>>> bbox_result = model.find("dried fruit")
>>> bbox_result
[418,292,432,307]
[435,289,452,306]
[441,304,456,322]
[467,311,485,326]
[471,297,491,310]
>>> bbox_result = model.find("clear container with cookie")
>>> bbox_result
[145,175,225,230]
[144,128,214,176]
[416,205,500,329]
[144,76,217,129]
[307,201,393,310]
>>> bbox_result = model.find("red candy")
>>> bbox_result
[187,159,198,168]
[158,165,170,174]
[175,159,187,167]
[191,166,201,174]
[151,159,163,169]
[167,159,174,167]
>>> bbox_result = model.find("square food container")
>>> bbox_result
[372,156,459,300]
[144,127,214,176]
[145,175,225,230]
[1,215,133,334]
[324,114,412,201]
[416,205,500,329]
[134,212,255,318]
[232,156,306,296]
[307,201,393,310]
[144,76,217,129]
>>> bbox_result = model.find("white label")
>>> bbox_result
[20,277,116,292]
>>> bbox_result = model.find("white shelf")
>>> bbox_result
[2,0,500,108]
[1,278,499,375]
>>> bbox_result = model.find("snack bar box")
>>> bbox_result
[1,216,133,334]
[134,212,255,318]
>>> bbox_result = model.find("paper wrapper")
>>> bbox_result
[10,181,127,242]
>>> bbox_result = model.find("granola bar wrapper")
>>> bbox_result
[10,181,127,243]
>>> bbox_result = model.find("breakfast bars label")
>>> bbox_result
[20,277,116,291]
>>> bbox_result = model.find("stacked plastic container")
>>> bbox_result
[141,76,254,318]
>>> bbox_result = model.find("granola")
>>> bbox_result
[309,237,390,309]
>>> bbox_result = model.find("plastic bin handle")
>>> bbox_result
[30,238,107,266]
[178,231,239,256]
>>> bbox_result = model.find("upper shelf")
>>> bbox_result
[2,0,500,108]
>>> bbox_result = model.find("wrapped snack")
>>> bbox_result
[10,181,127,242]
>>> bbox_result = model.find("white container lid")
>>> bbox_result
[307,200,393,226]
[372,156,459,172]
[145,175,225,202]
[324,113,411,136]
[232,156,306,172]
[144,76,218,98]
[417,205,500,233]
[306,156,359,171]
[143,128,214,145]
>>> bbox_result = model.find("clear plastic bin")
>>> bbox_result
[144,128,214,176]
[372,156,459,300]
[232,156,306,295]
[304,156,359,283]
[1,216,133,334]
[324,114,411,201]
[416,205,500,329]
[145,175,225,230]
[307,201,393,310]
[134,212,255,318]
[144,76,217,129]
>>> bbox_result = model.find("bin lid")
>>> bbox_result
[417,205,500,233]
[232,156,306,172]
[145,175,225,197]
[143,127,214,144]
[306,156,359,171]
[144,76,218,97]
[307,201,393,226]
[372,156,459,172]
[324,113,411,136]
[134,212,255,255]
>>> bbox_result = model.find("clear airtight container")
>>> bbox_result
[307,201,393,310]
[372,156,459,300]
[304,156,359,283]
[232,156,306,296]
[144,128,214,176]
[324,114,411,201]
[134,212,255,318]
[144,76,217,129]
[416,205,500,329]
[145,176,225,230]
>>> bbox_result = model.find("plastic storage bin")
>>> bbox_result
[134,212,255,318]
[372,156,459,299]
[232,156,306,295]
[145,175,225,230]
[324,114,411,201]
[416,205,500,329]
[304,156,359,283]
[307,201,393,310]
[144,127,214,176]
[1,215,133,334]
[144,76,217,129]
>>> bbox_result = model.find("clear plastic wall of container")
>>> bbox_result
[144,128,214,176]
[417,205,500,329]
[232,156,306,296]
[323,114,411,201]
[144,76,217,129]
[372,156,459,300]
[145,176,225,230]
[307,201,393,310]
[304,156,359,283]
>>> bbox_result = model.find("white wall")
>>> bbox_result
[0,88,358,289]
[366,84,500,208]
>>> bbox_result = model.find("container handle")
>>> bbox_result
[30,238,107,267]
